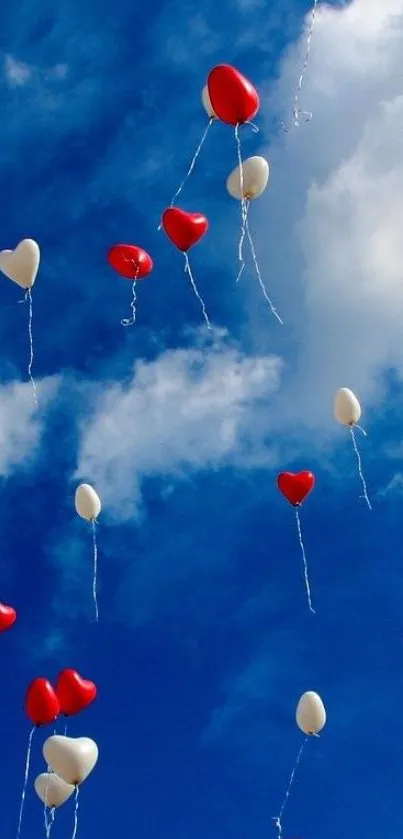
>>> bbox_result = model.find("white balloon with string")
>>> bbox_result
[35,772,75,838]
[75,484,102,620]
[0,238,40,406]
[333,387,372,510]
[226,156,283,324]
[273,691,326,839]
[43,736,99,839]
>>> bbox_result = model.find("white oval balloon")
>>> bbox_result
[0,239,40,289]
[34,772,75,808]
[296,691,326,735]
[201,85,216,119]
[226,156,269,201]
[43,736,99,786]
[75,484,101,521]
[333,387,361,426]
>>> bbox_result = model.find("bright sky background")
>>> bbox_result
[1,0,403,836]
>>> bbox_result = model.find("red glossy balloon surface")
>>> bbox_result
[277,471,315,507]
[56,668,97,717]
[0,602,17,632]
[207,64,259,125]
[25,678,60,727]
[162,208,208,252]
[108,245,153,279]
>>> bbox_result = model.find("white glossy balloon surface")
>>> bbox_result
[201,85,216,118]
[0,239,40,289]
[296,691,326,735]
[226,156,269,200]
[43,735,99,786]
[333,387,361,426]
[35,772,75,808]
[75,484,101,521]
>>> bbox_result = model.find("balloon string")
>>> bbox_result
[26,290,37,408]
[183,253,211,330]
[355,423,367,438]
[121,280,137,327]
[272,737,309,839]
[234,123,248,282]
[349,426,372,510]
[245,120,259,134]
[235,200,250,284]
[71,787,80,839]
[244,215,284,325]
[170,118,214,209]
[295,508,315,614]
[45,805,56,839]
[91,519,99,622]
[44,766,56,838]
[281,0,318,131]
[44,768,52,837]
[16,726,35,839]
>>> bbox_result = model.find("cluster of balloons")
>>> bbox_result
[276,387,370,615]
[108,63,281,328]
[0,484,102,839]
[25,669,97,726]
[0,24,371,838]
[17,670,98,839]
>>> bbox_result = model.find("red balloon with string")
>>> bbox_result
[207,65,260,291]
[108,244,153,326]
[162,208,211,328]
[277,470,316,614]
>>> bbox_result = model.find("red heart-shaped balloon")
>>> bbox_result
[277,471,315,507]
[108,244,153,279]
[162,208,208,252]
[56,668,97,716]
[207,64,259,126]
[0,602,16,632]
[25,678,60,727]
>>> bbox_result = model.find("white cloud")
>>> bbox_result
[0,378,57,475]
[76,330,283,519]
[3,54,32,86]
[248,0,403,427]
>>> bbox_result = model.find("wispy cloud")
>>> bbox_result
[239,0,403,429]
[76,329,283,520]
[0,377,58,476]
[3,54,32,86]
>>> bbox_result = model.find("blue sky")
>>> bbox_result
[2,0,403,836]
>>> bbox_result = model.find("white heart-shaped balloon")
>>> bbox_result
[0,239,40,289]
[34,772,75,808]
[43,736,99,785]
